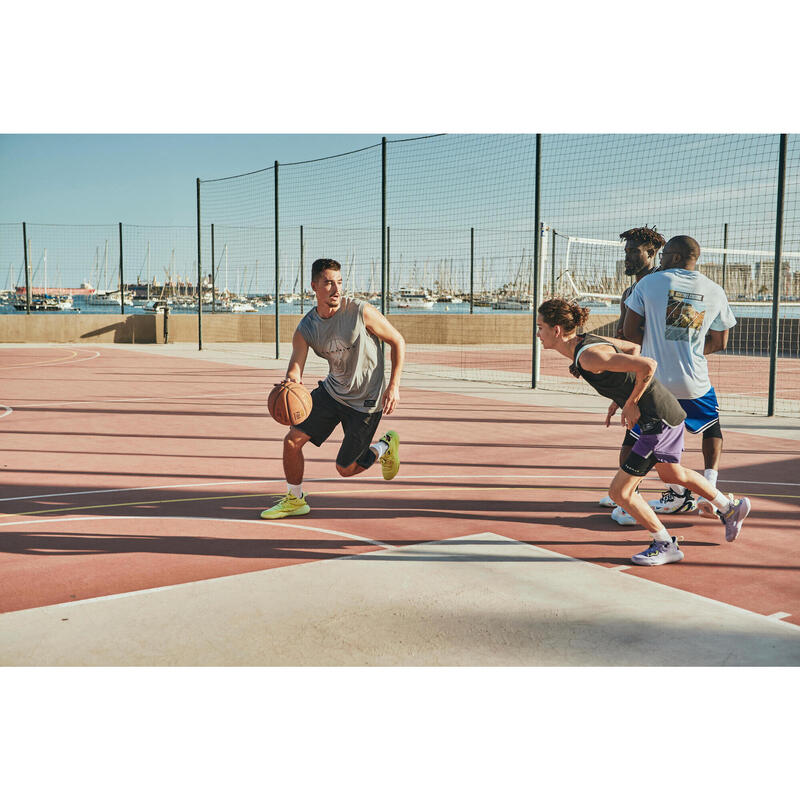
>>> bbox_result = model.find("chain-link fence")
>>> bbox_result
[2,134,798,416]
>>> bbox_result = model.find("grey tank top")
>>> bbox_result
[296,297,385,413]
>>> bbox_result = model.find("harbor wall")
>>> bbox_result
[0,313,797,357]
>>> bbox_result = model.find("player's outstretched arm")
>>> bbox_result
[363,303,406,414]
[285,329,309,384]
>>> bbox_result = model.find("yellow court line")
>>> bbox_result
[0,348,81,371]
[1,485,797,521]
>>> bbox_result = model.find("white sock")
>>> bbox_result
[651,527,672,543]
[288,483,303,499]
[709,490,733,513]
[704,469,719,488]
[371,440,389,458]
[668,483,687,496]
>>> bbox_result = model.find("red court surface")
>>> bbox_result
[0,345,798,639]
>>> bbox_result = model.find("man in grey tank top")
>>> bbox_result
[261,258,406,520]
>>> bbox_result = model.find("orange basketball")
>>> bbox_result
[268,381,313,426]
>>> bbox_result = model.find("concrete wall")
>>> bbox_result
[0,314,157,344]
[0,312,797,357]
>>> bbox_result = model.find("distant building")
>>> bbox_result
[754,260,791,296]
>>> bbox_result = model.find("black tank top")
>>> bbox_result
[572,334,686,431]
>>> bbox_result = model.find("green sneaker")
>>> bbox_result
[378,430,399,480]
[260,492,310,519]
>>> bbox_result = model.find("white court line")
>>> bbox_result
[0,473,624,504]
[7,389,263,410]
[0,513,393,550]
[0,471,797,506]
[0,514,394,611]
[769,612,792,620]
[500,532,800,631]
[0,349,101,419]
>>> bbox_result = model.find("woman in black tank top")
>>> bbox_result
[535,298,750,567]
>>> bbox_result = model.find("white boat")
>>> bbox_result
[492,297,533,311]
[392,288,435,309]
[436,294,463,304]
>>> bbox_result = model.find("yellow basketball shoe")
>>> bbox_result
[378,430,400,480]
[260,492,310,519]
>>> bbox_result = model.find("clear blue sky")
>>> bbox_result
[0,135,407,226]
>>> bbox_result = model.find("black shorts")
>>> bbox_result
[293,382,382,468]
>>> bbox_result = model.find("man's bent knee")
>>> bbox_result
[336,462,361,477]
[285,429,309,449]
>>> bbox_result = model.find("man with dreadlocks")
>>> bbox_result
[596,226,666,512]
[613,235,738,524]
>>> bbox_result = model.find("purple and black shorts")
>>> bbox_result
[621,421,685,477]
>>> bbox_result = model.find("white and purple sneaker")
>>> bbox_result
[717,497,751,542]
[649,487,698,514]
[630,536,684,566]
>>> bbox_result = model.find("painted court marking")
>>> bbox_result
[0,347,100,371]
[0,514,394,611]
[1,472,797,507]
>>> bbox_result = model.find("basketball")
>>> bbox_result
[268,381,313,426]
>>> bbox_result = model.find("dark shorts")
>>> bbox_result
[627,386,720,440]
[293,382,382,468]
[621,422,685,477]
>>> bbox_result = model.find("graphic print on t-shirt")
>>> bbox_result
[665,289,705,341]
[320,335,355,379]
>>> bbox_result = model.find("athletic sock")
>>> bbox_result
[709,490,733,513]
[371,439,389,458]
[651,527,672,543]
[288,483,303,499]
[668,483,687,496]
[704,469,719,488]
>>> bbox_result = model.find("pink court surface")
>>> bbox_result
[0,342,798,666]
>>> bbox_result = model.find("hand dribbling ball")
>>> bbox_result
[268,381,313,426]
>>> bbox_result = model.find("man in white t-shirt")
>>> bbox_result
[618,235,737,521]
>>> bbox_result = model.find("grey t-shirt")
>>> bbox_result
[296,297,385,413]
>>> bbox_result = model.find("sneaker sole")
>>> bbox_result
[260,505,311,520]
[611,513,636,526]
[631,550,685,566]
[648,501,698,514]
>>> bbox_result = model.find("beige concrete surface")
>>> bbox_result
[1,533,798,666]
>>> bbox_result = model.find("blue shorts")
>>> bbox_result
[628,387,719,440]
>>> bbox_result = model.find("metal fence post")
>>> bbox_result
[381,137,387,316]
[211,223,216,312]
[722,222,728,291]
[118,222,125,314]
[274,161,280,360]
[531,134,542,388]
[551,227,556,296]
[386,225,391,311]
[299,224,304,315]
[767,134,787,417]
[196,178,203,350]
[470,227,474,314]
[22,222,31,314]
